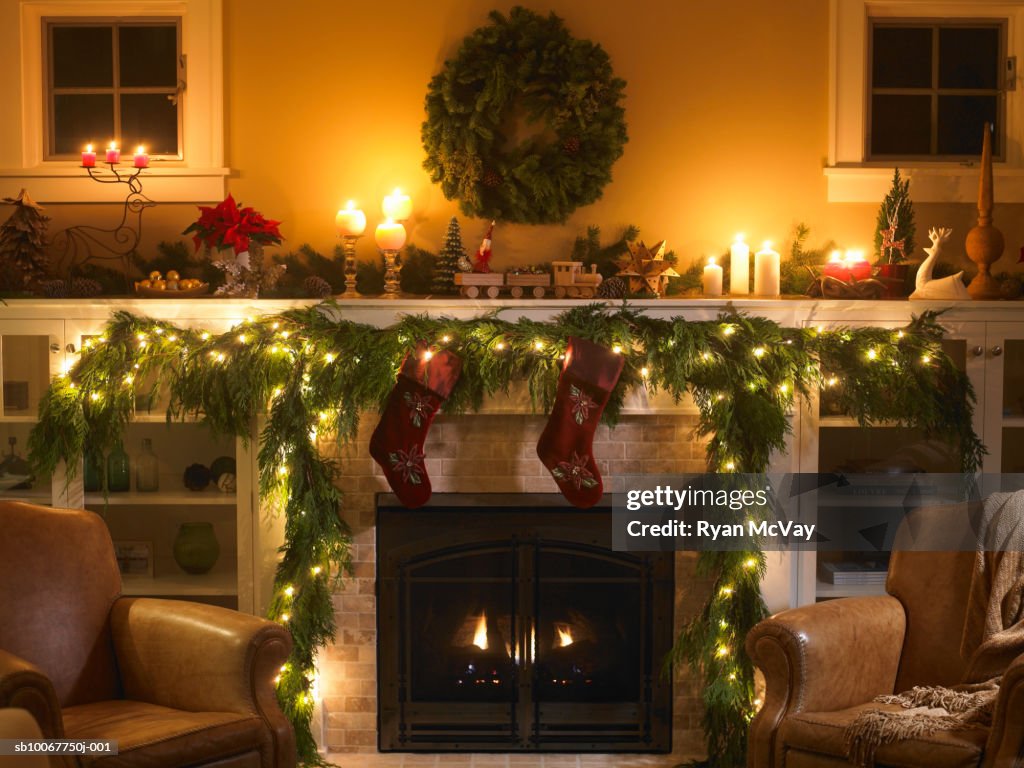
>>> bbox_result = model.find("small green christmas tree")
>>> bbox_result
[432,217,465,294]
[0,190,50,293]
[874,168,916,264]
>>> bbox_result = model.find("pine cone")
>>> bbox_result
[562,136,581,156]
[39,279,68,298]
[304,275,332,298]
[69,278,102,298]
[482,170,502,188]
[597,276,626,299]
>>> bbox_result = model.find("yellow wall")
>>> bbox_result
[39,0,1024,277]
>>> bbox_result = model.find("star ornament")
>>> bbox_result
[614,240,680,297]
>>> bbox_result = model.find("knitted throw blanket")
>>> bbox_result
[843,491,1024,766]
[843,678,999,767]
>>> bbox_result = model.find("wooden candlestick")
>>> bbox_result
[965,123,1004,299]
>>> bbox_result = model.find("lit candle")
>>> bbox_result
[335,200,367,236]
[382,188,412,221]
[375,219,407,251]
[105,142,120,164]
[843,249,871,280]
[133,145,149,168]
[754,241,781,297]
[81,144,96,167]
[703,256,723,297]
[730,234,750,295]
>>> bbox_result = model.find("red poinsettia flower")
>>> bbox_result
[183,195,283,255]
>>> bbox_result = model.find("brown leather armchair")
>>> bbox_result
[746,551,1024,768]
[0,501,296,768]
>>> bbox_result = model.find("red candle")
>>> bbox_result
[81,144,96,167]
[823,250,871,281]
[133,146,149,168]
[105,142,120,163]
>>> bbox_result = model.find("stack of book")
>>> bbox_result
[819,561,888,585]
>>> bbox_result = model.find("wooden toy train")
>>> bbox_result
[454,262,603,298]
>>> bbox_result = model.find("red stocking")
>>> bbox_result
[369,347,462,508]
[536,336,624,508]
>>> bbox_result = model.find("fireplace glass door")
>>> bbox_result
[378,496,673,753]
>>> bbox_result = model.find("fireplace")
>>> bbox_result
[377,494,674,752]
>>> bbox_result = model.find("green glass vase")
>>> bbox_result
[172,522,220,575]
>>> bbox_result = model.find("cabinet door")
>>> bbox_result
[983,322,1024,475]
[0,319,65,507]
[794,320,986,606]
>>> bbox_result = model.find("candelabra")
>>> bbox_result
[339,235,361,298]
[50,161,154,290]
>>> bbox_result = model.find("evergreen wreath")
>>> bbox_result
[27,304,983,767]
[421,7,628,224]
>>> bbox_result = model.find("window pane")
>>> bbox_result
[939,27,1000,89]
[870,95,931,155]
[51,26,113,88]
[52,94,114,154]
[938,95,998,155]
[119,25,178,87]
[120,94,178,155]
[872,27,932,88]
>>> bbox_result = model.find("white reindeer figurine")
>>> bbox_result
[909,227,970,300]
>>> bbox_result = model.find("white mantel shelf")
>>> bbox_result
[2,296,1024,326]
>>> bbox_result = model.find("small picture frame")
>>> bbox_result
[113,540,154,578]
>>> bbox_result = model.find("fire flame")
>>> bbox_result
[472,613,488,650]
[556,624,574,648]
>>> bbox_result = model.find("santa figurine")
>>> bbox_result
[472,220,496,273]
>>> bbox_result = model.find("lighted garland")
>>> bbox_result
[27,304,982,768]
[421,7,628,224]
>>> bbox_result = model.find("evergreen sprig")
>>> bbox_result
[27,302,983,767]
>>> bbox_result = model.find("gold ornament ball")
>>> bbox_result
[153,279,167,291]
[166,280,179,291]
[166,270,180,281]
[149,270,162,281]
[139,279,152,289]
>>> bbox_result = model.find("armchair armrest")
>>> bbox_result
[983,650,1024,767]
[110,597,294,764]
[745,595,906,768]
[0,649,62,739]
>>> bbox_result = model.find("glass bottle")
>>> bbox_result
[135,438,159,492]
[106,441,130,492]
[83,448,103,493]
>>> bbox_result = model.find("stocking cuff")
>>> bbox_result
[400,346,463,398]
[564,336,625,392]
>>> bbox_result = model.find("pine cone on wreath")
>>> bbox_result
[596,276,626,299]
[304,275,332,298]
[562,136,581,156]
[482,169,503,188]
[39,279,68,298]
[69,277,102,298]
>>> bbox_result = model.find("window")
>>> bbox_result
[45,19,183,160]
[826,0,1024,203]
[868,20,1005,160]
[0,1,225,203]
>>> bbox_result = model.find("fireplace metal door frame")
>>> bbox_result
[377,495,674,753]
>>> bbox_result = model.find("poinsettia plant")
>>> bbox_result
[183,195,283,255]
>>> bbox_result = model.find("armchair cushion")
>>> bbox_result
[778,703,987,768]
[63,700,268,767]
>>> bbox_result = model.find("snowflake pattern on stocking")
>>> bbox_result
[403,391,436,428]
[389,445,425,485]
[569,385,597,425]
[551,451,598,489]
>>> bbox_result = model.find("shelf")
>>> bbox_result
[86,489,236,506]
[1002,417,1024,428]
[120,570,237,597]
[816,580,887,599]
[0,488,50,503]
[0,416,40,424]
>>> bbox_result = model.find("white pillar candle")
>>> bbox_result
[754,241,781,297]
[730,234,750,295]
[702,256,723,297]
[375,219,407,251]
[382,188,412,221]
[335,200,367,236]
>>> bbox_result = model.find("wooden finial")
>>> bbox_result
[978,122,993,226]
[965,121,1004,299]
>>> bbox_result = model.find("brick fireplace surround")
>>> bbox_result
[316,406,719,768]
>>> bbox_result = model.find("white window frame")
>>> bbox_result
[0,0,226,203]
[827,0,1024,202]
